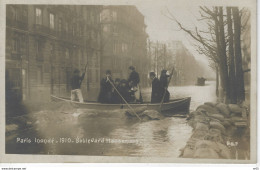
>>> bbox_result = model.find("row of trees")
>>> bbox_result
[148,40,204,85]
[167,7,250,104]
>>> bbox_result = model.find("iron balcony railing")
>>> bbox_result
[6,17,28,30]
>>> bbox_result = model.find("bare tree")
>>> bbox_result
[232,7,245,102]
[227,7,237,103]
[165,6,246,104]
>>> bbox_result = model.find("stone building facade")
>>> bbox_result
[6,5,101,102]
[100,6,149,87]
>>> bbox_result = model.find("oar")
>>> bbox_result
[79,62,88,87]
[107,78,142,121]
[159,67,175,111]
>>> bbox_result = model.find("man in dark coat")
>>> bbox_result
[71,68,86,103]
[149,72,162,103]
[160,69,170,102]
[98,70,114,103]
[128,66,140,87]
[128,66,142,103]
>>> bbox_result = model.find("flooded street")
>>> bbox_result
[6,81,217,157]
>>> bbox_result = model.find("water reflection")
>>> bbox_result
[6,81,217,157]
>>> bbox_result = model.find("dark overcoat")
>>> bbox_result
[151,77,162,103]
[98,77,114,103]
[160,75,170,102]
[128,71,140,87]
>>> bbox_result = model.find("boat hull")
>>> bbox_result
[51,95,191,116]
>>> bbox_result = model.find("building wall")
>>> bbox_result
[6,5,101,102]
[100,6,149,87]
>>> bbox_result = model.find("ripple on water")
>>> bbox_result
[7,81,217,157]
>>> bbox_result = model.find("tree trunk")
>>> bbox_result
[227,7,237,104]
[218,7,230,103]
[214,7,229,103]
[216,65,219,97]
[232,7,245,102]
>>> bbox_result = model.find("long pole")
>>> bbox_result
[79,62,88,87]
[107,78,142,121]
[159,67,175,110]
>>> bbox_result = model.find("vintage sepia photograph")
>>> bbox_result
[2,0,257,163]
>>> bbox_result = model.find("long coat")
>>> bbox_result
[98,77,114,103]
[160,75,170,102]
[151,77,162,103]
[128,71,140,87]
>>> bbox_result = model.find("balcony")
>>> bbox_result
[11,53,22,60]
[33,24,57,37]
[6,17,28,30]
[58,31,73,42]
[57,31,84,45]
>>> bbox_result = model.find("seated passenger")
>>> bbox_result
[118,79,131,103]
[111,78,121,104]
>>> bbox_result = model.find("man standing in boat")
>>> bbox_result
[128,66,142,103]
[149,72,162,103]
[70,68,86,103]
[98,70,114,103]
[160,69,170,102]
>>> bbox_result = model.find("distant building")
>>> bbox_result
[6,5,101,102]
[167,41,204,85]
[100,6,149,87]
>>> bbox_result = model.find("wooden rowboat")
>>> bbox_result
[51,95,191,116]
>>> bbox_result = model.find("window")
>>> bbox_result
[65,48,69,60]
[112,11,117,21]
[12,39,19,52]
[113,41,117,54]
[73,24,76,36]
[79,26,83,36]
[103,25,109,32]
[37,66,43,84]
[112,25,118,34]
[13,7,18,21]
[22,69,27,88]
[35,8,42,25]
[65,21,68,33]
[122,43,128,53]
[35,41,39,53]
[58,18,62,32]
[96,70,99,83]
[23,9,27,17]
[77,23,80,36]
[49,13,55,29]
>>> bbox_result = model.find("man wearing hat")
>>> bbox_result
[98,70,114,103]
[70,68,86,103]
[160,69,170,102]
[128,66,142,103]
[149,72,162,103]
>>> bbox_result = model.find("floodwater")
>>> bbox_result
[6,81,217,157]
